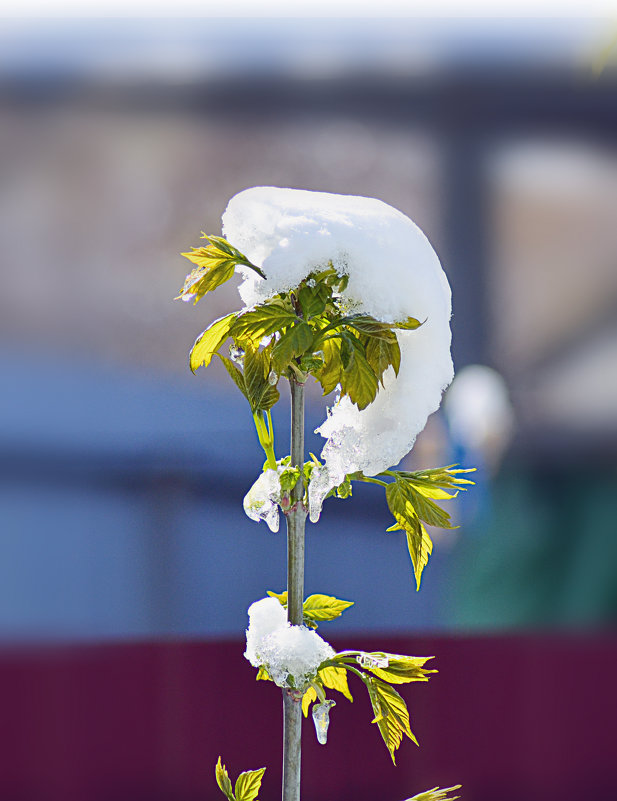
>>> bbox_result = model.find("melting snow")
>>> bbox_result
[244,597,335,690]
[224,187,453,520]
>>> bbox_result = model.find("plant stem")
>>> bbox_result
[282,376,306,801]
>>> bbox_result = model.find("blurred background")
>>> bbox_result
[1,15,616,801]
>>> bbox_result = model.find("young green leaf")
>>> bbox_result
[271,321,314,374]
[219,355,249,401]
[232,298,298,344]
[407,485,455,528]
[315,337,342,395]
[243,344,280,413]
[266,589,288,605]
[405,786,462,801]
[386,481,434,591]
[177,254,236,303]
[297,283,330,318]
[190,313,237,373]
[318,665,353,702]
[343,315,398,339]
[340,339,379,410]
[365,334,401,385]
[301,684,318,717]
[393,316,424,330]
[215,757,235,801]
[302,594,354,623]
[360,653,435,685]
[235,768,266,801]
[256,666,272,682]
[366,677,418,763]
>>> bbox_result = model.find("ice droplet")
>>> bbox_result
[307,463,333,523]
[268,370,278,385]
[357,653,389,669]
[243,469,281,533]
[312,699,336,745]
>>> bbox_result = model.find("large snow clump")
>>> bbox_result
[245,597,335,690]
[223,187,453,519]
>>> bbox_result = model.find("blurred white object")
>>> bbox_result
[443,365,514,469]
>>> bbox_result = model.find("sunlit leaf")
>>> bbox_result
[232,298,297,344]
[190,313,237,373]
[405,786,462,801]
[219,355,248,400]
[386,481,434,591]
[365,334,401,385]
[256,667,272,682]
[302,685,318,717]
[235,767,266,801]
[362,654,435,685]
[266,589,288,605]
[315,336,342,395]
[244,343,280,413]
[215,757,235,801]
[318,665,353,702]
[177,253,236,303]
[394,316,424,330]
[271,322,314,374]
[302,594,354,622]
[340,336,379,410]
[366,677,418,763]
[298,283,330,318]
[343,315,397,339]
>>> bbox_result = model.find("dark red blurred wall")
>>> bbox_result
[1,634,615,801]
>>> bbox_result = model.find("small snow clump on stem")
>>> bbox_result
[244,597,335,690]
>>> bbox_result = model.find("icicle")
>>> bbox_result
[312,699,336,745]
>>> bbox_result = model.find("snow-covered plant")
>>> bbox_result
[176,188,474,801]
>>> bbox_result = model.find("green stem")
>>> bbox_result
[253,411,277,470]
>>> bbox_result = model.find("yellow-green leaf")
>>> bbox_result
[271,321,314,374]
[215,757,235,801]
[340,342,378,410]
[243,343,280,413]
[190,314,237,373]
[302,594,354,623]
[266,589,288,605]
[406,786,462,801]
[235,768,266,801]
[232,299,297,345]
[407,486,454,529]
[256,666,272,682]
[364,654,436,685]
[367,678,418,763]
[301,684,318,717]
[315,336,342,395]
[365,334,401,385]
[318,665,353,702]
[177,254,236,303]
[219,355,248,401]
[394,316,424,330]
[386,481,434,590]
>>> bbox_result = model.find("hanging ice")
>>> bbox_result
[243,469,282,533]
[222,188,454,507]
[312,699,336,745]
[244,597,335,691]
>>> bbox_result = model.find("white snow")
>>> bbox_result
[223,187,453,518]
[243,468,282,532]
[244,597,335,690]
